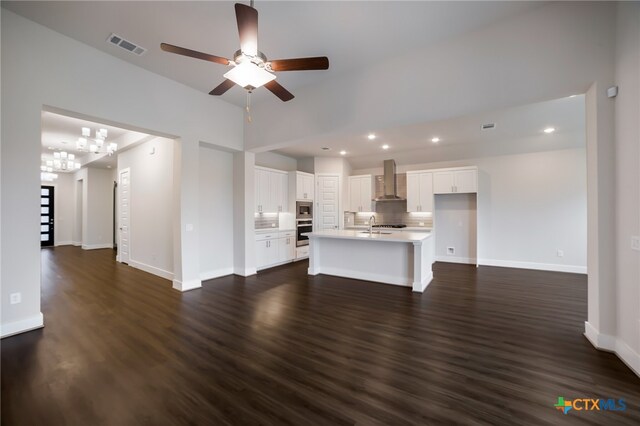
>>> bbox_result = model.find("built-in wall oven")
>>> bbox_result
[296,219,313,247]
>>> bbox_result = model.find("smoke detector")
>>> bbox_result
[107,33,147,56]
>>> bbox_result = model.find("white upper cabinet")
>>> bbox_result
[255,167,288,213]
[296,172,314,200]
[433,167,477,194]
[348,175,373,212]
[406,171,433,212]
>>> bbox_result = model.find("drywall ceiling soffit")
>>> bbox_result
[3,1,544,107]
[273,95,586,168]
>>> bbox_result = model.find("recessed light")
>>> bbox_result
[321,147,331,151]
[367,133,376,140]
[382,144,389,150]
[543,127,555,134]
[431,137,440,143]
[340,150,347,155]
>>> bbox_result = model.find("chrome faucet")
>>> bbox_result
[369,215,377,234]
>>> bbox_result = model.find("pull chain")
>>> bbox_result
[246,90,252,123]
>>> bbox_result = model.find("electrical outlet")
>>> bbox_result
[364,221,369,225]
[10,293,21,305]
[557,249,564,257]
[447,247,455,255]
[631,236,640,251]
[419,222,425,226]
[271,223,276,228]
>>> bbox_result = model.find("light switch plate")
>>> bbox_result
[631,236,640,251]
[10,293,21,305]
[186,224,194,232]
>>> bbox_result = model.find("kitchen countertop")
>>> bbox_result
[304,229,431,243]
[255,228,295,233]
[345,225,433,232]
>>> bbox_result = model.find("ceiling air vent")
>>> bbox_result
[107,33,147,56]
[481,123,496,130]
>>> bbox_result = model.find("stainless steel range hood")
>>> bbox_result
[374,159,405,201]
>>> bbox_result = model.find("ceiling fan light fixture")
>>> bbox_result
[224,60,275,89]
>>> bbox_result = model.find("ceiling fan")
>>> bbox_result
[160,1,329,102]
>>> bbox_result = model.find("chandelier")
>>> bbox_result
[41,151,81,172]
[76,127,117,155]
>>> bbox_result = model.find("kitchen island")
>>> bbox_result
[304,229,434,292]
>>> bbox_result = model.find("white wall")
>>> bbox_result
[1,9,243,336]
[297,157,315,174]
[199,145,234,280]
[255,151,297,171]
[117,137,174,279]
[611,1,640,374]
[84,168,114,249]
[354,148,587,273]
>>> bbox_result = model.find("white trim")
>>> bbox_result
[54,241,74,246]
[233,267,257,277]
[436,256,477,264]
[478,258,587,274]
[129,259,173,281]
[1,313,44,338]
[412,271,433,293]
[584,322,640,377]
[201,267,234,281]
[172,279,202,292]
[72,241,82,246]
[82,243,114,250]
[309,266,412,287]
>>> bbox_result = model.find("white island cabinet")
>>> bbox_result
[305,230,434,293]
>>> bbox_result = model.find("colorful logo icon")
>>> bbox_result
[555,397,572,414]
[554,397,626,414]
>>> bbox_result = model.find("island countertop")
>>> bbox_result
[303,229,431,243]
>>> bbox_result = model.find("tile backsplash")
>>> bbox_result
[345,200,433,228]
[255,213,279,230]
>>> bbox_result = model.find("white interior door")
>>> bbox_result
[119,168,130,264]
[317,175,340,230]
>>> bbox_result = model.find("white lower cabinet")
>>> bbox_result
[256,231,296,270]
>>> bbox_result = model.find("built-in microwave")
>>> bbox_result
[296,201,313,219]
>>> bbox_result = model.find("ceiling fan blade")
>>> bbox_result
[209,79,236,96]
[160,43,229,65]
[264,80,294,102]
[269,57,329,72]
[235,3,258,56]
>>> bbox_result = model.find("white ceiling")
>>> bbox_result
[4,1,544,107]
[41,111,149,171]
[275,95,585,169]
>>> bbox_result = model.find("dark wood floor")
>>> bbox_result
[2,247,639,425]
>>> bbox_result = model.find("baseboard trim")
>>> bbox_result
[233,267,257,277]
[584,321,640,377]
[435,256,476,264]
[55,241,74,247]
[72,241,82,246]
[172,279,202,292]
[412,271,433,293]
[201,267,234,281]
[82,243,114,250]
[1,313,44,338]
[129,259,173,281]
[478,258,587,274]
